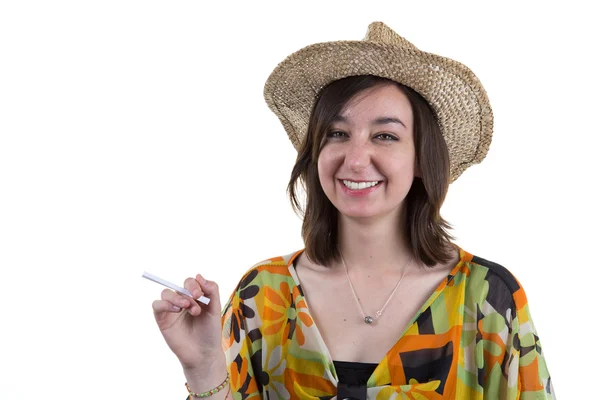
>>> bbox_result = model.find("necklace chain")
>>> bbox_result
[341,253,411,325]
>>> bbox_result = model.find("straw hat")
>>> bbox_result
[264,21,493,182]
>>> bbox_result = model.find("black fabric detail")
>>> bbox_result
[416,307,435,334]
[239,269,259,290]
[260,370,270,386]
[250,349,264,393]
[333,360,377,399]
[292,257,305,297]
[240,302,256,318]
[471,255,520,294]
[240,284,260,300]
[477,364,485,389]
[475,304,484,389]
[232,315,241,344]
[399,341,453,395]
[473,255,518,327]
[334,360,378,384]
[500,342,511,379]
[297,283,304,297]
[485,272,515,325]
[513,333,521,351]
[521,344,535,358]
[248,327,262,342]
[336,382,367,400]
[233,352,256,398]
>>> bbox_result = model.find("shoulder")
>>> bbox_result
[230,250,304,293]
[469,254,522,294]
[248,251,303,270]
[462,252,530,319]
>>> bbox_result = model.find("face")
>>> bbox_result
[317,83,416,222]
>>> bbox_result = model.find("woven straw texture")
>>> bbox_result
[264,22,493,182]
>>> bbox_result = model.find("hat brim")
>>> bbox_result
[264,40,493,182]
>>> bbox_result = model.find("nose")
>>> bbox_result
[344,140,371,172]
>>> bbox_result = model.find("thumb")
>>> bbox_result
[196,274,222,313]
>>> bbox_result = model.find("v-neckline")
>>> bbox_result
[285,247,466,383]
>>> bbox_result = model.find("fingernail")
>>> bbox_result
[198,274,207,284]
[193,289,201,299]
[172,305,181,312]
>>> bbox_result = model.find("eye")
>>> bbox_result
[375,133,399,141]
[326,130,348,139]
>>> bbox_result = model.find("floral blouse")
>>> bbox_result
[219,247,555,399]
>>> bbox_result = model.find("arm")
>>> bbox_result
[509,286,555,399]
[481,284,555,399]
[470,257,555,399]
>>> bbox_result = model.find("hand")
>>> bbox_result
[152,273,224,371]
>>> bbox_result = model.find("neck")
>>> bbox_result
[337,213,413,274]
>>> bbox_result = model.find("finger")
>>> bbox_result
[152,299,183,314]
[184,277,204,299]
[160,288,193,309]
[195,274,221,313]
[185,303,202,317]
[179,278,204,315]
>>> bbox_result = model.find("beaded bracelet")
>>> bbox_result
[185,373,230,398]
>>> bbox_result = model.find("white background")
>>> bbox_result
[1,1,598,398]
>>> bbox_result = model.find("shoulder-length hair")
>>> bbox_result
[287,75,454,267]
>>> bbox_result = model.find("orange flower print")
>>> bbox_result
[263,281,313,346]
[223,270,260,346]
[229,353,260,400]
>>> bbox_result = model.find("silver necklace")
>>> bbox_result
[341,253,411,325]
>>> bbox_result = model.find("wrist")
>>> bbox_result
[185,373,230,399]
[183,357,228,394]
[181,348,226,374]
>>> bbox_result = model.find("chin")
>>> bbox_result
[338,208,384,220]
[336,203,403,222]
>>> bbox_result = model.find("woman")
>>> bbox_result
[152,22,554,399]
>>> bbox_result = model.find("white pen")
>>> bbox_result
[142,271,210,305]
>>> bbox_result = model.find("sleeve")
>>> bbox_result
[221,269,263,399]
[470,256,555,399]
[507,286,555,399]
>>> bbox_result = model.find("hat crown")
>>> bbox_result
[364,21,417,49]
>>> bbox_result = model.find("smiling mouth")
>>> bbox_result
[341,180,382,190]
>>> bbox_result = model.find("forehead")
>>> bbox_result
[337,83,413,123]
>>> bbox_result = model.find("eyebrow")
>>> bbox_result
[332,115,407,129]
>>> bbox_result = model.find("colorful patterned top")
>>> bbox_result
[220,247,555,399]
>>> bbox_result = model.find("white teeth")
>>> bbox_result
[342,180,380,190]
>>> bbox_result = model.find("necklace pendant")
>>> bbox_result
[364,316,374,324]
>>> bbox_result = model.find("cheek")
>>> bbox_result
[317,150,335,182]
[317,160,330,191]
[388,151,417,178]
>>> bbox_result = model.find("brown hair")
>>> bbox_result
[287,75,454,267]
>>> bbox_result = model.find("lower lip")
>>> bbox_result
[338,180,382,196]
